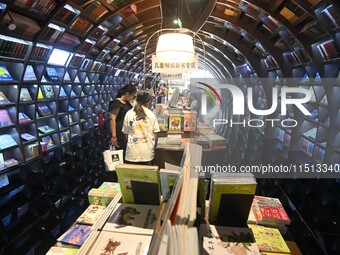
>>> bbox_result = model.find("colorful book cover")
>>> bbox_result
[115,164,160,205]
[37,103,52,117]
[37,87,44,100]
[18,112,31,123]
[0,66,14,81]
[45,67,59,82]
[20,88,32,102]
[46,247,78,255]
[183,111,197,132]
[76,204,106,225]
[0,91,11,105]
[23,65,37,81]
[86,231,151,255]
[103,203,159,235]
[57,224,91,246]
[249,225,290,253]
[168,115,182,132]
[38,125,55,134]
[98,182,121,193]
[253,196,291,225]
[21,133,36,141]
[41,136,54,148]
[0,134,17,150]
[41,85,55,99]
[0,109,13,127]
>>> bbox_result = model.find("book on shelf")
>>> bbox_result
[0,91,11,105]
[23,65,37,81]
[83,1,109,21]
[54,4,78,26]
[279,1,304,24]
[60,131,70,144]
[3,11,41,36]
[63,71,71,81]
[59,87,68,98]
[307,108,318,120]
[38,125,55,134]
[21,133,36,141]
[46,247,79,255]
[0,134,17,149]
[202,237,260,255]
[209,173,257,227]
[31,43,50,61]
[20,88,32,102]
[37,103,52,117]
[317,40,339,61]
[44,67,59,82]
[0,66,14,82]
[314,146,325,162]
[0,109,13,127]
[76,204,106,225]
[59,33,81,47]
[248,225,290,254]
[41,85,55,99]
[18,112,31,123]
[70,16,93,33]
[4,158,18,167]
[168,115,182,132]
[42,23,63,43]
[115,164,161,205]
[303,127,317,139]
[103,203,160,235]
[15,0,57,15]
[41,136,54,148]
[84,230,151,255]
[0,153,5,169]
[57,224,91,246]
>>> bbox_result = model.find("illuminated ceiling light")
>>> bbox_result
[156,33,195,61]
[173,19,178,24]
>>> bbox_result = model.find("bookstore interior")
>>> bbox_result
[0,0,339,254]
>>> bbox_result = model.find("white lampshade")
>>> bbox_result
[156,33,195,61]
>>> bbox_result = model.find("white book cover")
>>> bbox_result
[87,231,151,255]
[159,168,179,201]
[202,238,261,255]
[21,133,36,141]
[103,203,159,235]
[76,204,106,225]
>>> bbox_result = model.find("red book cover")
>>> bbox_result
[254,196,291,224]
[0,109,13,127]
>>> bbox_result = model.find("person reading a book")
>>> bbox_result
[109,83,137,152]
[122,90,160,165]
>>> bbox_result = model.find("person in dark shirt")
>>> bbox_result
[109,83,137,151]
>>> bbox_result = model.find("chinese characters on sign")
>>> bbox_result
[152,54,198,74]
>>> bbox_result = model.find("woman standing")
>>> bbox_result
[122,90,160,165]
[109,83,137,152]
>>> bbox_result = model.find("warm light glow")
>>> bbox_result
[156,33,195,61]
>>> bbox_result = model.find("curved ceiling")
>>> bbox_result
[92,0,338,81]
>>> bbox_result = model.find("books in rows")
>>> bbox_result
[248,225,291,254]
[0,134,17,149]
[76,204,106,225]
[57,224,91,246]
[85,230,151,255]
[0,91,11,104]
[3,11,41,36]
[200,224,260,255]
[103,203,159,235]
[115,164,161,205]
[209,173,257,227]
[0,109,13,127]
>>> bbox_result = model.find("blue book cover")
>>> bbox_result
[0,66,14,81]
[57,224,91,246]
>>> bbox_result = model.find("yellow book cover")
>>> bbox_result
[249,225,291,253]
[37,87,44,100]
